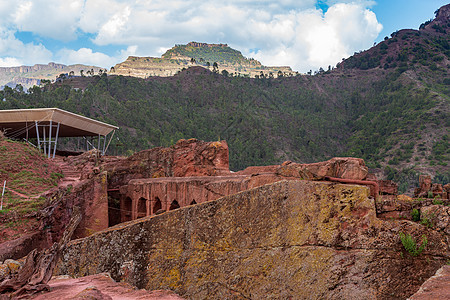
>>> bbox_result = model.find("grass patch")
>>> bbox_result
[399,232,428,257]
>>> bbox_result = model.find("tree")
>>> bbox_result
[110,66,115,73]
[277,70,283,78]
[221,69,229,77]
[69,71,75,77]
[206,62,210,68]
[80,70,84,77]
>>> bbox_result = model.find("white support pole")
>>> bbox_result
[1,180,6,211]
[102,135,106,155]
[98,134,101,151]
[104,130,115,155]
[43,125,46,156]
[35,121,41,150]
[52,122,60,159]
[48,120,52,158]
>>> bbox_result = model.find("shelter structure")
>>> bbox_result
[0,108,118,158]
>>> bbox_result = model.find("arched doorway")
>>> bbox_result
[153,197,162,214]
[190,200,197,205]
[137,197,147,219]
[169,200,180,211]
[122,197,132,222]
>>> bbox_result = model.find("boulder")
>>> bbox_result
[276,157,368,180]
[409,265,450,300]
[378,180,398,195]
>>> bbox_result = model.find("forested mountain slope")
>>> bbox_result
[0,5,449,192]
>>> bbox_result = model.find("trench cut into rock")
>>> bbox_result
[56,180,448,299]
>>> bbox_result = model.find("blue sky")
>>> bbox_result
[0,0,447,72]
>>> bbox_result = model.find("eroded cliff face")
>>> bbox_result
[56,180,449,299]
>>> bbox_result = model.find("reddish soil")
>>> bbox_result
[0,138,63,243]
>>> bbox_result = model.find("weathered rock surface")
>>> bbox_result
[409,265,450,300]
[104,139,230,189]
[378,180,398,195]
[41,171,109,243]
[0,232,45,262]
[275,157,368,180]
[56,180,449,299]
[414,175,448,199]
[31,273,185,300]
[376,196,450,220]
[421,205,450,235]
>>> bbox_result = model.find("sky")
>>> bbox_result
[0,0,447,72]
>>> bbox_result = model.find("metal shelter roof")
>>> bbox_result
[0,108,118,138]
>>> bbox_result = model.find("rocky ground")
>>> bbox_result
[31,273,185,300]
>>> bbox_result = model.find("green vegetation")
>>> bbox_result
[399,232,428,257]
[420,212,435,228]
[433,198,444,205]
[0,17,448,192]
[411,208,420,221]
[162,42,253,65]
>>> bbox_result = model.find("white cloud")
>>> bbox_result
[56,45,137,68]
[248,3,382,71]
[0,57,23,67]
[11,0,84,41]
[0,0,383,71]
[0,27,52,66]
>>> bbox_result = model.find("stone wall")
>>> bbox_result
[56,180,449,299]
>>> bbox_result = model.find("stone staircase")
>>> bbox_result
[53,156,81,186]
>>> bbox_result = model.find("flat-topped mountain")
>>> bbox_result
[112,41,293,78]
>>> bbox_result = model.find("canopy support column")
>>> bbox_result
[104,130,115,155]
[35,121,41,150]
[48,120,52,158]
[102,135,106,155]
[52,122,60,159]
[43,125,46,156]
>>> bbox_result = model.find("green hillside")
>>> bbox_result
[162,42,258,65]
[0,5,449,192]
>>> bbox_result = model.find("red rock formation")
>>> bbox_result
[409,265,450,300]
[414,175,447,199]
[275,157,368,180]
[31,273,185,300]
[172,139,230,177]
[104,139,230,189]
[378,180,398,195]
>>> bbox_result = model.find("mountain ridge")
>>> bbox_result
[0,62,104,89]
[111,41,294,78]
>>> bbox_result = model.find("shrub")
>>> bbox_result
[433,199,444,205]
[399,232,427,257]
[420,212,434,228]
[411,208,420,221]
